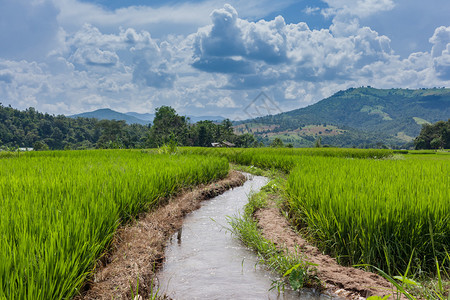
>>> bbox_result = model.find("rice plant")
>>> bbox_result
[0,150,228,300]
[286,156,450,275]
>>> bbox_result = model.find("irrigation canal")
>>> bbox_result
[157,173,333,299]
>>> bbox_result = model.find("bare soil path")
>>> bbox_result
[255,204,399,299]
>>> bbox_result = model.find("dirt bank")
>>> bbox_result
[77,171,246,300]
[254,204,398,299]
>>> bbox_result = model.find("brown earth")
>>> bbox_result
[254,204,401,299]
[76,170,246,300]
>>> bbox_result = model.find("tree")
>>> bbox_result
[148,106,188,147]
[0,104,151,150]
[270,138,284,148]
[314,137,322,148]
[414,119,450,149]
[96,119,127,149]
[235,133,257,148]
[33,141,49,151]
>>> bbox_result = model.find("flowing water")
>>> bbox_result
[157,173,332,299]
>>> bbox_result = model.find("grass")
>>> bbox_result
[0,150,228,300]
[286,156,449,275]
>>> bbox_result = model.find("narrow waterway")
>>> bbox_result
[157,173,331,299]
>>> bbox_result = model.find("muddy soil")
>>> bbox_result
[254,204,400,299]
[76,171,246,300]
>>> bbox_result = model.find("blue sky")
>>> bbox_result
[0,0,449,119]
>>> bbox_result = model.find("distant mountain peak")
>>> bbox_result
[69,108,149,125]
[69,108,226,125]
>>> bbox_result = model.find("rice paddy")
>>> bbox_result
[0,150,228,299]
[286,155,450,275]
[186,147,449,276]
[1,147,448,299]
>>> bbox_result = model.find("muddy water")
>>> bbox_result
[157,173,331,299]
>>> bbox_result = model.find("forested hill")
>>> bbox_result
[0,105,149,150]
[0,104,256,150]
[236,87,450,148]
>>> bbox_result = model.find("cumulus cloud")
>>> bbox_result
[193,4,289,72]
[433,45,450,80]
[430,26,450,57]
[429,26,450,79]
[0,2,449,118]
[191,4,397,88]
[130,38,176,88]
[71,48,119,67]
[132,61,176,88]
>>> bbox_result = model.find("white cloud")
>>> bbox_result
[0,3,449,118]
[52,0,297,38]
[433,44,450,80]
[321,0,396,19]
[210,96,238,108]
[191,4,398,87]
[0,72,13,84]
[430,26,450,58]
[303,7,320,15]
[429,26,450,80]
[71,48,119,67]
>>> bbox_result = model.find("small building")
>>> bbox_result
[222,141,235,147]
[211,141,235,148]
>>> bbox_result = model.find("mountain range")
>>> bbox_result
[67,87,450,148]
[69,109,226,125]
[235,87,450,148]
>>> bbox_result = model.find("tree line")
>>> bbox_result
[0,104,259,150]
[414,119,450,149]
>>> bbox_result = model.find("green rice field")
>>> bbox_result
[0,150,228,299]
[1,148,448,298]
[185,147,449,275]
[287,155,449,274]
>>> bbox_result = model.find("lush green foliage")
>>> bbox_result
[414,119,450,149]
[0,150,228,299]
[0,104,149,150]
[0,104,256,150]
[147,106,190,147]
[147,106,257,148]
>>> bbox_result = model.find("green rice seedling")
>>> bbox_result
[181,147,392,160]
[286,155,450,276]
[180,147,392,173]
[0,150,228,299]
